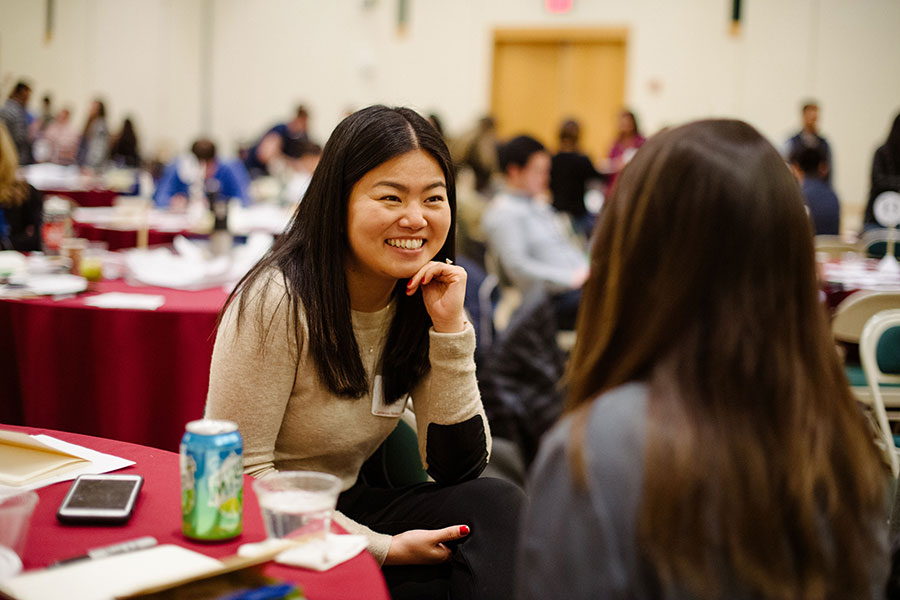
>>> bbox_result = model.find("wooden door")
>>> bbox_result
[491,28,628,161]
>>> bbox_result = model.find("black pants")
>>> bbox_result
[338,477,526,600]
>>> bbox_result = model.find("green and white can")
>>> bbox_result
[180,419,243,540]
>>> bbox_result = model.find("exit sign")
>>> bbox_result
[546,0,573,14]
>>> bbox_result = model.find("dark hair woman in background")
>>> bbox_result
[78,98,109,169]
[517,119,889,599]
[108,117,140,168]
[864,112,900,229]
[206,105,523,599]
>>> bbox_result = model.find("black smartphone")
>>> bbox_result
[56,474,143,525]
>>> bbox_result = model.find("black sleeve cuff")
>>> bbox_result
[425,415,488,484]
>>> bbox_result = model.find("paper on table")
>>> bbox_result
[237,534,368,572]
[83,292,165,310]
[0,544,223,600]
[0,432,135,494]
[0,431,89,487]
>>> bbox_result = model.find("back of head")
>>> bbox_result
[558,119,580,146]
[191,138,216,162]
[10,81,30,100]
[790,145,825,177]
[499,135,545,173]
[568,118,885,598]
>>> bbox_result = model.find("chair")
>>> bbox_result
[358,418,429,488]
[483,248,522,333]
[859,228,900,260]
[859,309,900,477]
[832,291,900,345]
[813,235,859,260]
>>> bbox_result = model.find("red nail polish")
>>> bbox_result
[459,525,470,536]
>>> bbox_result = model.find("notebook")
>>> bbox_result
[0,430,90,487]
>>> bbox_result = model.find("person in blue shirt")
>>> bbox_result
[790,145,840,235]
[154,138,250,209]
[244,105,310,177]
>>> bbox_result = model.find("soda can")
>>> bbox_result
[180,419,243,540]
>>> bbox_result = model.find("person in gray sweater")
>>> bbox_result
[207,106,523,600]
[517,119,890,599]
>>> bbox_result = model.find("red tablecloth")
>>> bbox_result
[3,425,390,600]
[71,221,187,250]
[42,189,118,208]
[0,280,229,452]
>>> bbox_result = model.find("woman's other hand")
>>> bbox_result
[406,261,467,333]
[384,525,471,565]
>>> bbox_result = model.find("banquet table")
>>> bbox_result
[71,221,187,251]
[3,425,390,600]
[822,255,900,311]
[42,188,118,208]
[0,280,229,452]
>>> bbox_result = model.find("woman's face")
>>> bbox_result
[345,148,451,287]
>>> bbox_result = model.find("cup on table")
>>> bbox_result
[0,490,39,578]
[253,471,342,544]
[60,238,88,276]
[79,241,108,282]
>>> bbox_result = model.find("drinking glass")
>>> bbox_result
[253,471,342,543]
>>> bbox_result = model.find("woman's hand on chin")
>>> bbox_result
[406,261,467,333]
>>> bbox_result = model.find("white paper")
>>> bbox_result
[237,534,367,572]
[0,544,222,600]
[82,292,165,310]
[0,434,135,494]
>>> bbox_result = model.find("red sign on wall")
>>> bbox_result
[545,0,573,14]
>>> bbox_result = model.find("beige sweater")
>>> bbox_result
[205,272,490,564]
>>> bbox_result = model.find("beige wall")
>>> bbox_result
[2,0,899,229]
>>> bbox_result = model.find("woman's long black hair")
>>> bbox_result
[223,105,456,404]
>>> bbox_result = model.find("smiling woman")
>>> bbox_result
[345,148,452,312]
[204,106,524,600]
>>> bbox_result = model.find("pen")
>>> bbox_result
[50,535,158,567]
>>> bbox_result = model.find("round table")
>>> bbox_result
[42,189,118,208]
[72,222,188,251]
[3,425,390,600]
[0,280,229,451]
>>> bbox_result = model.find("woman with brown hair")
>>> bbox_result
[0,123,42,251]
[516,119,890,599]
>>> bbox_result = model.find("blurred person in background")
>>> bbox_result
[244,104,312,178]
[517,119,889,599]
[154,138,250,209]
[40,107,79,165]
[550,119,605,240]
[0,123,42,251]
[29,94,54,141]
[427,112,445,139]
[785,100,832,183]
[0,81,33,165]
[108,117,141,168]
[77,98,110,169]
[790,145,840,235]
[450,116,500,195]
[482,135,588,330]
[606,109,645,188]
[864,112,900,230]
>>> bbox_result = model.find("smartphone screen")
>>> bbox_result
[57,475,143,524]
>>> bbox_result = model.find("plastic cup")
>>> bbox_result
[0,490,39,561]
[253,471,341,544]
